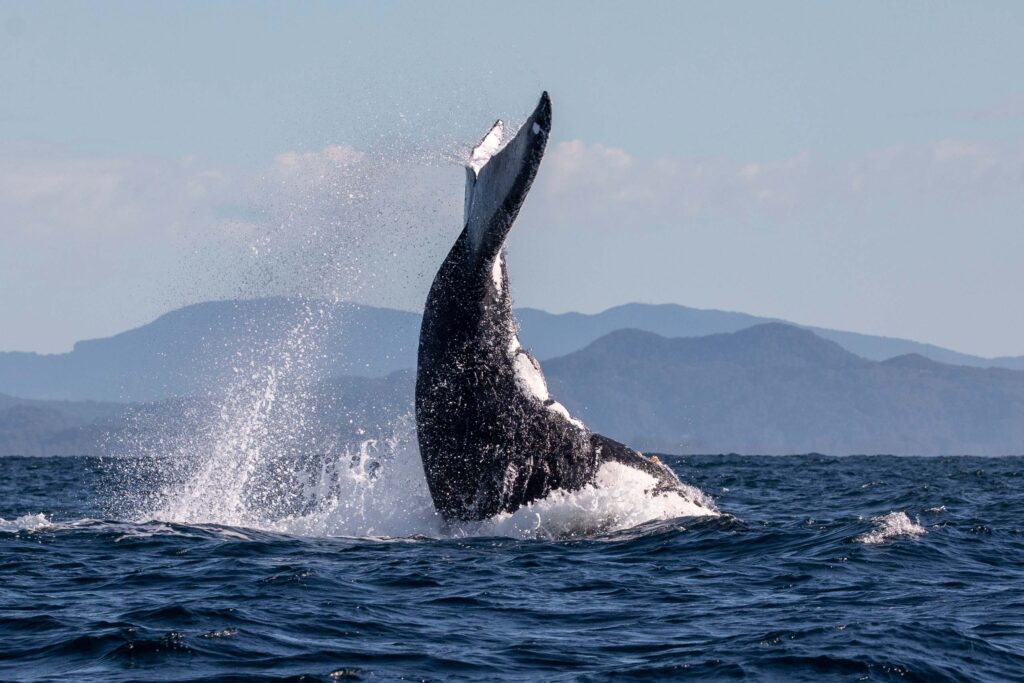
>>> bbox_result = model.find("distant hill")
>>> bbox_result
[1,298,1021,402]
[0,393,128,457]
[518,304,1024,370]
[2,324,1021,457]
[0,299,421,402]
[0,374,416,458]
[543,324,1024,455]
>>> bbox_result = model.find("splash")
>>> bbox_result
[109,353,718,541]
[0,513,53,532]
[128,407,718,540]
[110,300,349,529]
[104,292,719,540]
[466,462,718,540]
[100,122,718,540]
[856,511,927,545]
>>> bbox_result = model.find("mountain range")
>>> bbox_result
[545,324,1024,455]
[0,296,1019,454]
[0,299,1021,455]
[2,298,1022,403]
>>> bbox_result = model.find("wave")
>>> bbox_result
[856,511,927,545]
[0,513,53,532]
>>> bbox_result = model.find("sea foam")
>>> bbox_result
[856,511,927,545]
[145,433,718,541]
[0,513,53,532]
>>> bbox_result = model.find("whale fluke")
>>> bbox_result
[416,92,685,522]
[463,92,550,258]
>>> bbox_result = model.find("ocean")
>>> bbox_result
[2,453,1022,681]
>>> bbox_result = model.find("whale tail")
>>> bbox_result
[463,92,551,260]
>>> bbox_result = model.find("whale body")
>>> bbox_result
[415,93,684,522]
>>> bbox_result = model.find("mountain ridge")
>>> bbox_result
[2,323,1021,457]
[543,324,1024,455]
[1,298,1021,402]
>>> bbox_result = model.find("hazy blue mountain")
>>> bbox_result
[4,324,1021,456]
[0,299,421,402]
[1,298,1021,402]
[0,374,416,458]
[0,393,129,457]
[544,324,1024,455]
[519,304,1024,370]
[515,304,772,359]
[806,327,1024,371]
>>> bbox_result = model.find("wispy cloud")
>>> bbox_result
[528,137,1024,232]
[0,143,234,240]
[2,132,1021,311]
[848,139,1024,200]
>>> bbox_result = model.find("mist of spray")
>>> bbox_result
[102,137,457,530]
[102,122,718,540]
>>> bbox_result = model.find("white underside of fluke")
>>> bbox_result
[469,120,504,175]
[463,120,507,253]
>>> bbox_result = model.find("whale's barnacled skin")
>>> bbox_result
[415,92,683,522]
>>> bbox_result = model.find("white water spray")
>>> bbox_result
[104,130,718,540]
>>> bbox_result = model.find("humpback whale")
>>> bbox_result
[416,92,685,522]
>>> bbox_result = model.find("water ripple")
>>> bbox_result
[1,455,1023,681]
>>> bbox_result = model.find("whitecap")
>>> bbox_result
[856,511,926,545]
[0,513,53,532]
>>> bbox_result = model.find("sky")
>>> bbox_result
[1,1,1022,357]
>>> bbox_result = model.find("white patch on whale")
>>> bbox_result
[491,255,504,292]
[545,400,585,429]
[507,333,522,355]
[469,120,505,176]
[500,461,519,501]
[513,350,549,401]
[464,120,508,254]
[506,327,586,429]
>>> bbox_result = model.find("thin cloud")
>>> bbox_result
[529,138,1024,233]
[0,144,233,239]
[2,136,1021,245]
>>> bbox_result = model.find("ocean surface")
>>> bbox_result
[2,453,1023,682]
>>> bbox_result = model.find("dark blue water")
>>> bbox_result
[2,455,1023,682]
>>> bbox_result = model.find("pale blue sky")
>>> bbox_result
[1,1,1022,356]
